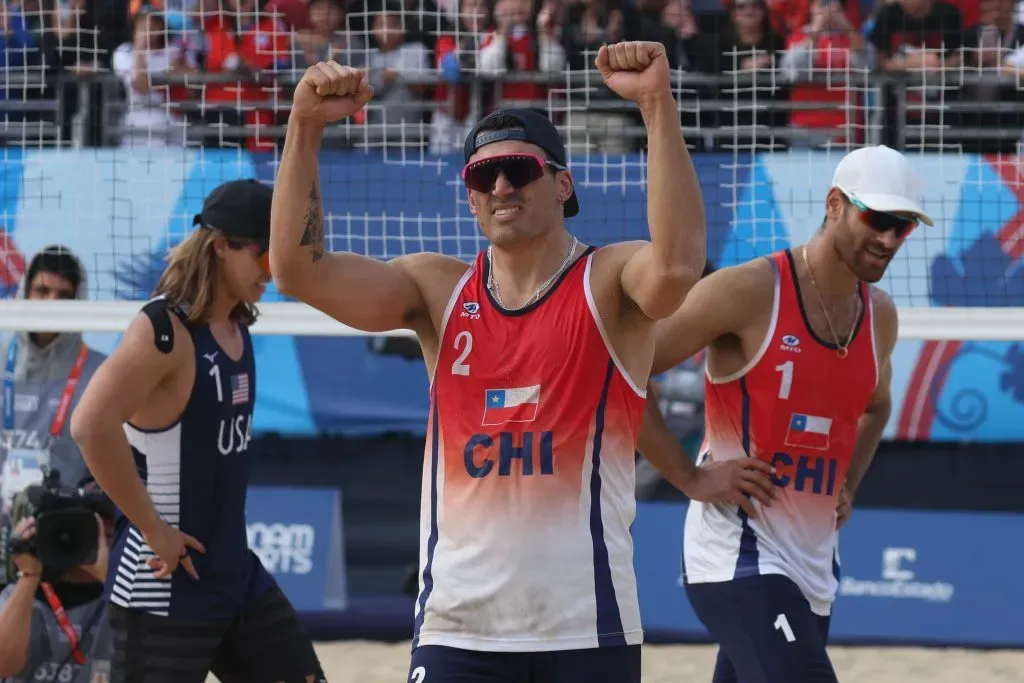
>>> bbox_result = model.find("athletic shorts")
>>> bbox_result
[685,574,837,683]
[107,585,325,683]
[408,644,641,683]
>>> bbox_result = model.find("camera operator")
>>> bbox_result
[0,475,114,682]
[0,246,107,531]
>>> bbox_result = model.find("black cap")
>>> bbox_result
[193,179,273,243]
[464,108,579,218]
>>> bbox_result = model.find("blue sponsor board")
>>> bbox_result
[633,502,1024,647]
[245,486,347,612]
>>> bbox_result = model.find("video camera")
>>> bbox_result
[5,470,114,580]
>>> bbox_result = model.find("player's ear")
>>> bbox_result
[467,188,479,216]
[825,188,845,222]
[556,170,573,205]
[212,234,230,260]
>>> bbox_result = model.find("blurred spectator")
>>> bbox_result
[266,0,310,31]
[111,10,192,147]
[563,0,641,71]
[780,0,871,145]
[200,0,291,150]
[870,0,963,72]
[765,0,860,35]
[705,0,788,149]
[706,0,784,73]
[0,247,107,526]
[364,1,430,144]
[870,0,963,147]
[0,4,38,72]
[956,0,1024,153]
[293,0,366,68]
[480,0,565,108]
[562,0,641,153]
[429,0,490,154]
[661,0,706,70]
[0,2,40,121]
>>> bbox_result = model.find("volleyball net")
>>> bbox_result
[0,0,1021,341]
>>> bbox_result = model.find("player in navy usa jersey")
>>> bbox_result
[70,180,325,683]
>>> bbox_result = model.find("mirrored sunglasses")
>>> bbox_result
[847,196,918,239]
[462,153,567,194]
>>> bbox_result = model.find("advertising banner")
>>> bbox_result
[245,486,347,612]
[633,502,1024,647]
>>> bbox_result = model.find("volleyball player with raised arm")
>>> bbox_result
[637,146,930,683]
[70,180,325,683]
[271,42,705,682]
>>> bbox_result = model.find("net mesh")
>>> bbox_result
[0,0,1022,338]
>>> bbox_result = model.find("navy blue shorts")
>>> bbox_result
[686,574,837,683]
[408,644,641,683]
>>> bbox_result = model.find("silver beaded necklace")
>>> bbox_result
[487,235,578,311]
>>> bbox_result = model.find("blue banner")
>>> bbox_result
[633,502,1024,647]
[2,149,1022,441]
[245,486,347,612]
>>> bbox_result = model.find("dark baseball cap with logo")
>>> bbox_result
[464,108,579,218]
[193,179,273,243]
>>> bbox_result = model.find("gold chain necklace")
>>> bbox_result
[801,245,859,359]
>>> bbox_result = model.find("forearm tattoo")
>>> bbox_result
[299,181,325,263]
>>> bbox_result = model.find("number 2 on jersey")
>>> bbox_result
[451,331,473,376]
[775,360,793,400]
[410,667,427,683]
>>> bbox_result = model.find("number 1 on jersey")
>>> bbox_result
[452,331,473,376]
[774,613,796,642]
[775,360,793,400]
[209,364,224,403]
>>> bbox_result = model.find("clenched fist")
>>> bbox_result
[595,41,671,107]
[291,61,374,126]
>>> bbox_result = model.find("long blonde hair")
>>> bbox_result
[153,227,258,326]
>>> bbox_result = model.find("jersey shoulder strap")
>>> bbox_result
[140,296,185,355]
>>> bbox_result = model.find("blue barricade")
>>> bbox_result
[245,486,347,612]
[633,502,1024,647]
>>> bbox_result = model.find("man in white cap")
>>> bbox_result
[635,145,932,682]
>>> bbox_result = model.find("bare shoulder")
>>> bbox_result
[114,305,192,372]
[389,252,471,335]
[868,285,899,354]
[390,252,469,282]
[689,256,775,306]
[593,240,648,266]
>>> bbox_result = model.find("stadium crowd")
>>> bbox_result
[0,0,1022,152]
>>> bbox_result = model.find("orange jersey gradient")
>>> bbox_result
[684,249,878,616]
[413,247,646,652]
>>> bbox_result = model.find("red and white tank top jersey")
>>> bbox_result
[414,246,646,652]
[683,249,879,616]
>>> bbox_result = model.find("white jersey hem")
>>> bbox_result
[684,567,834,617]
[415,629,645,652]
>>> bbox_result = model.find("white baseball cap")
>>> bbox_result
[831,145,934,226]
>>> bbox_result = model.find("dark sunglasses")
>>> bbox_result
[462,153,567,194]
[847,196,918,239]
[227,238,271,272]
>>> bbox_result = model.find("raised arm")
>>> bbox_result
[651,258,775,375]
[596,42,706,320]
[270,62,445,333]
[70,314,204,579]
[635,260,777,510]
